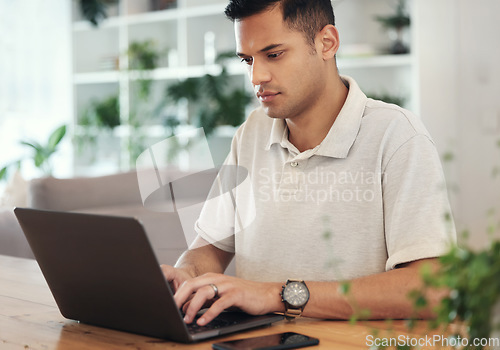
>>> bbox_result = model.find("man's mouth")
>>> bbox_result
[256,91,280,103]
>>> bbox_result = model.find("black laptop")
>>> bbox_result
[14,208,283,343]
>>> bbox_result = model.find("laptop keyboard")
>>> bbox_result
[187,314,239,334]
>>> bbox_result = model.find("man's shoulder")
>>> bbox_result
[363,98,432,141]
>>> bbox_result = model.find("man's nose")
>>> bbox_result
[250,60,271,86]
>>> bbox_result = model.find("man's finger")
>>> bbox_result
[174,274,219,308]
[183,284,219,323]
[197,297,234,326]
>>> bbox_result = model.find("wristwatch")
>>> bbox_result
[281,279,310,319]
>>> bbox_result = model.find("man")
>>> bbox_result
[162,0,456,327]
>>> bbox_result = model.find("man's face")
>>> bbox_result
[235,6,327,120]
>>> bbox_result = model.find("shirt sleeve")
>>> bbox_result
[383,134,457,270]
[194,134,240,253]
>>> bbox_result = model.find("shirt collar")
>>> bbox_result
[265,117,287,151]
[265,75,367,158]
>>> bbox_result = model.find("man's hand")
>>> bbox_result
[173,272,283,326]
[160,264,194,292]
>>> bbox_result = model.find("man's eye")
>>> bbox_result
[268,52,283,59]
[240,57,253,65]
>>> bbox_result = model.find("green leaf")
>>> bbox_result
[459,229,470,240]
[374,0,411,29]
[47,125,67,150]
[405,318,417,330]
[348,314,358,325]
[216,51,238,64]
[79,0,108,26]
[0,166,8,181]
[442,151,454,163]
[34,152,45,168]
[367,92,406,106]
[359,308,371,318]
[322,230,332,240]
[94,96,120,128]
[128,40,159,71]
[493,166,500,178]
[20,140,42,152]
[339,282,350,295]
[397,345,412,350]
[167,78,201,102]
[415,295,428,309]
[375,14,410,29]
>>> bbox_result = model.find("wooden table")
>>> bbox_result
[0,254,455,349]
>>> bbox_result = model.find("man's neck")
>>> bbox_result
[286,76,348,153]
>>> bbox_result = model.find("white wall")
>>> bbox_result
[456,0,500,248]
[0,0,72,181]
[416,0,500,248]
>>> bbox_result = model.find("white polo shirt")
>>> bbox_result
[195,76,456,282]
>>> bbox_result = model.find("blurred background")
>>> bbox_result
[0,0,499,249]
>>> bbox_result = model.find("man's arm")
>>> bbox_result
[160,236,234,292]
[176,236,234,277]
[172,256,447,326]
[302,258,446,320]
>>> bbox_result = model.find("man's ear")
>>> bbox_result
[317,24,340,61]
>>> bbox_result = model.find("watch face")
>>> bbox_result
[283,281,310,307]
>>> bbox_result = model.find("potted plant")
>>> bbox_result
[375,0,411,54]
[74,94,120,158]
[406,140,500,350]
[0,125,67,181]
[126,39,167,165]
[429,239,500,349]
[127,39,164,99]
[80,94,121,130]
[77,0,119,27]
[164,52,253,137]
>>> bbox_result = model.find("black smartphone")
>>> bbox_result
[212,332,319,350]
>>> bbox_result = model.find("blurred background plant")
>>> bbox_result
[375,0,411,54]
[77,0,118,27]
[127,39,164,166]
[128,39,165,99]
[79,94,120,129]
[72,45,253,169]
[366,92,406,107]
[163,52,253,137]
[375,0,411,29]
[0,125,67,181]
[74,94,120,156]
[405,139,500,350]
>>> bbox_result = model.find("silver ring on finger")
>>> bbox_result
[209,283,219,299]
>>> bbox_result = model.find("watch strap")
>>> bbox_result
[284,306,303,319]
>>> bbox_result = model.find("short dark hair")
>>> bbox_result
[224,0,335,45]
